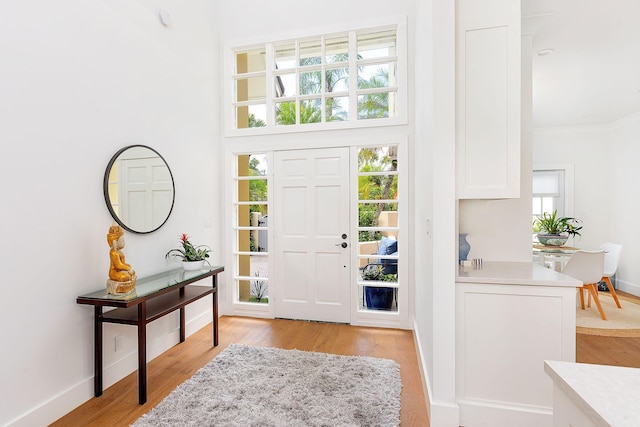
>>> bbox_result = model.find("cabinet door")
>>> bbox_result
[456,0,521,199]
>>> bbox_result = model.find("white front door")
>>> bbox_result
[273,147,351,323]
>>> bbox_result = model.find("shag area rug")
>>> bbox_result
[577,293,640,337]
[132,343,401,427]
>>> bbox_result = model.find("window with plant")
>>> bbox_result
[234,154,269,304]
[356,145,399,312]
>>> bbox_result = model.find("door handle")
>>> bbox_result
[335,242,348,248]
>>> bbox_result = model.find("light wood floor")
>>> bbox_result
[51,316,429,427]
[52,292,640,427]
[576,290,640,368]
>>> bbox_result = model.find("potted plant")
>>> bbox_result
[165,233,212,270]
[533,210,582,246]
[362,264,397,310]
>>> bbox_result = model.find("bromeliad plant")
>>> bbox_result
[165,233,212,265]
[533,210,582,237]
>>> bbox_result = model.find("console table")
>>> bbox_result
[77,265,224,404]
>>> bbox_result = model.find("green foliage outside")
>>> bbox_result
[358,146,398,242]
[361,264,397,282]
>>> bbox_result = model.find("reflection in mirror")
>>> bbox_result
[103,145,175,234]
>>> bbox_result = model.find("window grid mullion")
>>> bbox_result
[295,41,301,125]
[348,30,358,121]
[321,35,327,123]
[265,42,275,126]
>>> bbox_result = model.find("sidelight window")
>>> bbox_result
[233,154,269,304]
[356,145,399,312]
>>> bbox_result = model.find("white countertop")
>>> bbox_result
[545,360,640,427]
[456,261,581,287]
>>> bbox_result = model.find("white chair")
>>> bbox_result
[562,250,607,320]
[597,242,623,309]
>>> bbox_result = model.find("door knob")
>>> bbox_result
[342,233,348,239]
[335,242,348,248]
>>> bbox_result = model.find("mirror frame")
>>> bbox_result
[103,145,175,234]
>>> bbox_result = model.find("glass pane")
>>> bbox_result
[236,104,266,129]
[300,98,321,124]
[237,154,268,177]
[237,253,269,277]
[299,38,321,66]
[532,197,542,216]
[358,93,390,119]
[326,35,349,63]
[358,146,399,172]
[237,229,268,252]
[235,48,266,73]
[358,203,398,226]
[275,73,296,97]
[326,96,348,121]
[542,197,554,214]
[361,286,397,312]
[250,279,269,303]
[275,42,295,69]
[358,178,398,201]
[358,64,390,89]
[357,29,396,59]
[238,179,268,202]
[275,101,296,125]
[300,70,322,95]
[236,205,268,226]
[235,76,266,102]
[325,67,349,92]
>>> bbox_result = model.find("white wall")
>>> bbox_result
[533,114,640,296]
[413,1,460,425]
[0,1,220,425]
[532,126,610,248]
[609,114,640,294]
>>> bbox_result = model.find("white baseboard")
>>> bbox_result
[458,399,552,427]
[412,319,460,427]
[617,279,640,297]
[8,310,214,427]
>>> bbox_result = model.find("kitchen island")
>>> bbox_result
[545,360,640,427]
[456,261,581,427]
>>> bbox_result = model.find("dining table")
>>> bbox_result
[532,244,579,271]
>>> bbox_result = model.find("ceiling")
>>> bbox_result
[523,0,640,128]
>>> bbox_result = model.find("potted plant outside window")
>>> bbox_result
[533,210,582,246]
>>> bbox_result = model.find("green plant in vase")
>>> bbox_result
[533,210,582,246]
[165,233,212,268]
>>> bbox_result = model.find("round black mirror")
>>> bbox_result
[103,145,175,234]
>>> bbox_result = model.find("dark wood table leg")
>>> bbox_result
[213,275,218,346]
[94,306,103,397]
[179,287,186,343]
[137,302,147,404]
[179,307,186,343]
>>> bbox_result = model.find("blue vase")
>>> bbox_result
[459,233,470,262]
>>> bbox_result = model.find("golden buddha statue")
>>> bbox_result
[106,223,136,295]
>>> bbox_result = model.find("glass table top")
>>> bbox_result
[78,266,223,302]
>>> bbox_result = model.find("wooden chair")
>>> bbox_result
[561,250,606,320]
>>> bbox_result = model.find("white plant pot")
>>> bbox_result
[182,260,205,271]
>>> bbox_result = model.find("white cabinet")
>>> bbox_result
[456,0,521,199]
[456,263,579,427]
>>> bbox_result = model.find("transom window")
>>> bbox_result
[228,23,405,134]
